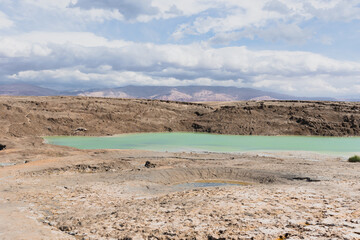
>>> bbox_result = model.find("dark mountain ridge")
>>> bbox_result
[0,84,59,96]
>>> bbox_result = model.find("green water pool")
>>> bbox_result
[44,132,360,156]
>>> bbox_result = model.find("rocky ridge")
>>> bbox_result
[1,97,360,142]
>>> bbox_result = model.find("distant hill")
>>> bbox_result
[77,85,294,101]
[0,83,339,101]
[78,85,337,101]
[0,84,59,96]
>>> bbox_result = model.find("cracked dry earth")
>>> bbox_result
[24,183,360,239]
[1,147,360,240]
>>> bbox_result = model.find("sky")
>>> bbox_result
[0,0,360,97]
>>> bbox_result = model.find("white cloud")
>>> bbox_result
[9,67,244,89]
[170,0,360,43]
[10,0,124,24]
[354,85,360,93]
[4,0,360,44]
[0,11,13,29]
[303,0,360,22]
[11,0,360,25]
[210,23,311,45]
[0,32,130,58]
[1,0,360,96]
[16,32,129,48]
[0,37,51,57]
[252,74,353,94]
[21,0,214,23]
[2,32,360,96]
[23,0,75,9]
[263,0,291,14]
[69,0,159,21]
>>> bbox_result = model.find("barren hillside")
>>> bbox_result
[1,96,360,142]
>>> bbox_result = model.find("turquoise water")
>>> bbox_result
[44,132,360,155]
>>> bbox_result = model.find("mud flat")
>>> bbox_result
[1,97,360,239]
[1,146,360,239]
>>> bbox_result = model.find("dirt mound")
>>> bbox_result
[29,161,132,175]
[131,167,282,184]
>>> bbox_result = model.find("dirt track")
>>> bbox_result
[1,97,360,239]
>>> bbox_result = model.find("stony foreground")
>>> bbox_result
[1,146,360,239]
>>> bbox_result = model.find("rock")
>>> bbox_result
[75,127,87,132]
[191,123,212,133]
[59,225,72,232]
[164,127,173,132]
[277,233,291,239]
[208,236,226,240]
[292,177,320,182]
[145,161,156,168]
[0,144,6,151]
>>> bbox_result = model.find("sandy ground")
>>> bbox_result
[1,144,360,239]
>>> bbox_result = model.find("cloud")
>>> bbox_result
[0,32,129,58]
[171,0,360,44]
[22,0,74,9]
[15,32,129,48]
[69,0,159,20]
[5,0,360,44]
[5,0,124,25]
[0,11,14,29]
[1,1,360,97]
[2,32,360,96]
[210,23,311,45]
[0,38,51,58]
[263,0,290,14]
[303,0,360,22]
[9,67,243,89]
[171,0,293,41]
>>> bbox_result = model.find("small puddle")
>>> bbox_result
[173,180,253,190]
[0,163,16,167]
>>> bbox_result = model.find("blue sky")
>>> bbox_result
[0,0,360,97]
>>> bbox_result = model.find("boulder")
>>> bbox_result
[74,127,87,132]
[145,161,156,168]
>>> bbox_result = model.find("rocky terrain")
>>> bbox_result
[1,96,360,143]
[1,149,360,239]
[1,96,360,239]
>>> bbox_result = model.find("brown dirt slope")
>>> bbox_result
[1,96,360,142]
